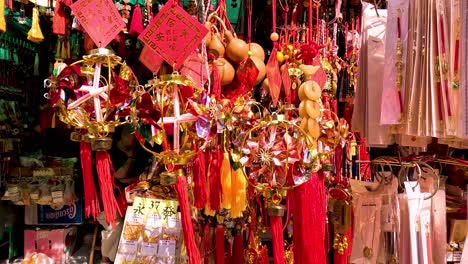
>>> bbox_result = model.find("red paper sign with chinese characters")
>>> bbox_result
[138,2,208,69]
[140,45,164,73]
[71,0,124,48]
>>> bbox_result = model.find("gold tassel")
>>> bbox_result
[230,152,247,218]
[220,131,232,209]
[55,38,62,59]
[51,112,56,128]
[0,0,6,33]
[220,151,232,209]
[63,39,70,59]
[27,8,44,43]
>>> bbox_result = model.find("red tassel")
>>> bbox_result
[232,233,244,263]
[52,0,67,35]
[80,141,100,219]
[175,176,202,264]
[270,215,286,264]
[293,173,327,264]
[212,59,222,100]
[129,4,144,36]
[193,152,207,209]
[260,247,269,264]
[216,226,225,264]
[209,147,222,211]
[225,238,232,264]
[96,151,121,228]
[202,223,211,264]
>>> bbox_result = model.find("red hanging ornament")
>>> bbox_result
[175,175,202,264]
[270,213,286,264]
[208,146,223,212]
[266,44,282,107]
[53,0,71,35]
[293,172,327,264]
[232,232,245,263]
[202,223,211,264]
[96,150,122,228]
[193,151,207,209]
[216,225,225,264]
[129,4,144,36]
[80,140,100,219]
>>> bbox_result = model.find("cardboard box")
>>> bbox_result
[25,199,83,225]
[24,226,77,263]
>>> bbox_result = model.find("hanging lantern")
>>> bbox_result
[44,48,137,227]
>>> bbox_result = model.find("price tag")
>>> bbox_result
[140,45,164,73]
[71,0,125,47]
[53,197,64,204]
[51,191,63,199]
[158,240,176,257]
[138,2,208,69]
[120,239,138,253]
[147,214,164,227]
[167,216,181,229]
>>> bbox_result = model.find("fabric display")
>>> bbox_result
[354,0,468,148]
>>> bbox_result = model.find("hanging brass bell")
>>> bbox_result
[268,203,286,217]
[160,171,177,186]
[70,131,82,142]
[91,137,113,151]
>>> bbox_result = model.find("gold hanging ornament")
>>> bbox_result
[0,0,6,33]
[28,7,44,42]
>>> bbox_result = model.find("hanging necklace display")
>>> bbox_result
[395,8,404,117]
